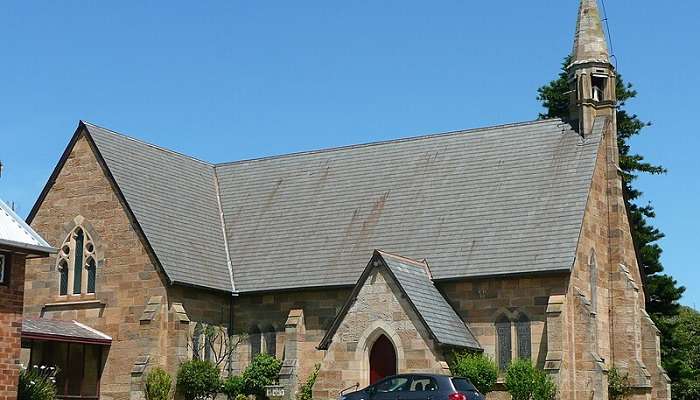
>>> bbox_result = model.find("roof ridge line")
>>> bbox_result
[72,320,112,340]
[376,249,428,268]
[214,118,567,167]
[81,121,213,166]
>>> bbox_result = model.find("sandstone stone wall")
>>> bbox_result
[165,285,231,378]
[25,134,169,400]
[230,287,349,380]
[313,267,450,400]
[559,121,666,400]
[439,274,567,372]
[0,254,25,400]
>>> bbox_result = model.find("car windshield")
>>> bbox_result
[451,378,477,392]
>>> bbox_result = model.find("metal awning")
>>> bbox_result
[22,318,112,345]
[0,199,55,256]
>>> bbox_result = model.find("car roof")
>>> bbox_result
[380,374,454,379]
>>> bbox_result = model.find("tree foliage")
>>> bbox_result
[188,324,245,369]
[241,353,282,399]
[664,307,700,400]
[538,57,688,390]
[145,368,173,400]
[296,363,320,400]
[607,368,631,400]
[449,351,498,394]
[176,360,221,400]
[17,366,58,400]
[221,375,245,399]
[504,359,556,400]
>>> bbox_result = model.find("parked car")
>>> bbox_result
[339,374,485,400]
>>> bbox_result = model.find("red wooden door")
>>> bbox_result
[369,335,397,384]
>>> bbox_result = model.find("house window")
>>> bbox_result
[495,315,512,371]
[56,226,97,296]
[516,314,531,360]
[0,253,8,285]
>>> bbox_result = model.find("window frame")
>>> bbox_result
[495,315,512,371]
[56,226,97,297]
[249,326,262,359]
[516,314,532,360]
[0,253,9,285]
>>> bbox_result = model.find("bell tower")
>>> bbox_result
[568,0,616,136]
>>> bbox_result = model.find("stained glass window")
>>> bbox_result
[56,225,97,296]
[496,315,512,370]
[516,314,531,360]
[73,229,84,294]
[87,258,96,294]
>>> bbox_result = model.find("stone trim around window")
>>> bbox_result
[55,216,103,298]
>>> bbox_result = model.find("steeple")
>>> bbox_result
[571,0,610,66]
[567,0,616,136]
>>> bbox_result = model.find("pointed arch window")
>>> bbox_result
[263,326,277,358]
[73,229,84,294]
[589,251,598,314]
[516,314,531,360]
[250,326,262,359]
[58,259,69,296]
[56,226,97,296]
[495,315,512,371]
[192,322,204,360]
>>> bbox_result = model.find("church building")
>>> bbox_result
[22,1,670,399]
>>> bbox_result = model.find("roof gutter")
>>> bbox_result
[0,239,56,257]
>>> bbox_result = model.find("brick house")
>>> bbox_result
[0,199,55,400]
[22,1,670,399]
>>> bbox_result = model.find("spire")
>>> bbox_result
[571,0,610,65]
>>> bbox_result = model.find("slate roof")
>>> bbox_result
[22,318,112,344]
[85,123,233,292]
[34,117,604,293]
[217,118,604,292]
[319,250,481,350]
[0,199,55,255]
[380,251,480,349]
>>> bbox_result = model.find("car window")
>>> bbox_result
[451,378,477,392]
[375,377,411,393]
[410,377,438,392]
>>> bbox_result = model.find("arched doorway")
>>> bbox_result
[369,334,396,384]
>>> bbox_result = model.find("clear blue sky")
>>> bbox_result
[1,1,698,307]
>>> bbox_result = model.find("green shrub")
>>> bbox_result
[505,359,536,400]
[608,368,631,400]
[241,353,282,399]
[234,395,248,400]
[18,366,58,400]
[145,368,173,400]
[532,369,556,400]
[222,375,244,399]
[449,352,498,394]
[176,359,221,400]
[505,359,556,400]
[296,364,320,400]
